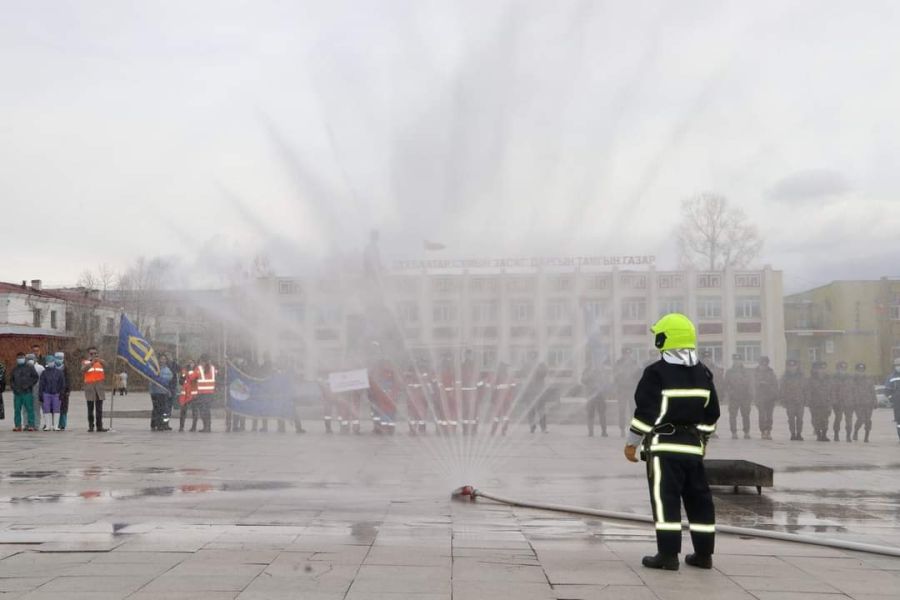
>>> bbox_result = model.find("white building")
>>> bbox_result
[249,260,786,380]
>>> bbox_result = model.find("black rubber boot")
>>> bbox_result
[685,553,712,569]
[642,554,679,571]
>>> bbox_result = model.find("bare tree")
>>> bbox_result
[117,256,171,331]
[76,263,117,299]
[677,193,763,271]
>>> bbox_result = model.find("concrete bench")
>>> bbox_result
[704,459,773,495]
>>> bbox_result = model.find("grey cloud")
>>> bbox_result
[768,169,853,203]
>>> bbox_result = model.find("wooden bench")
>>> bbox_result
[704,459,773,495]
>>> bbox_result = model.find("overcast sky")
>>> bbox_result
[2,0,899,292]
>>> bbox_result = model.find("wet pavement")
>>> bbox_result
[0,406,898,598]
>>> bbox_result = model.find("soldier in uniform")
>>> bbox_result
[851,363,877,443]
[524,361,550,434]
[459,350,479,435]
[808,361,831,441]
[582,362,606,437]
[489,361,515,436]
[404,363,429,435]
[317,373,337,434]
[753,356,779,440]
[830,361,853,442]
[885,359,900,442]
[780,359,807,441]
[614,349,642,437]
[724,354,752,439]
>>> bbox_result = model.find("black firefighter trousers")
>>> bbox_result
[646,453,715,557]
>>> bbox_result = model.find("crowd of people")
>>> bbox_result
[0,343,895,442]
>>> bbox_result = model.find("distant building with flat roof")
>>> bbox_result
[784,277,900,377]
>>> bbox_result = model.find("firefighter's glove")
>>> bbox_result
[624,444,639,463]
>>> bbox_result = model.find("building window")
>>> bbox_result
[106,317,115,335]
[808,347,820,363]
[735,296,761,319]
[621,298,647,321]
[477,347,498,369]
[547,346,572,368]
[32,309,41,327]
[622,344,652,364]
[315,305,343,327]
[545,299,571,322]
[510,299,534,322]
[890,305,900,321]
[697,296,722,319]
[510,346,538,368]
[735,273,761,288]
[65,311,74,332]
[432,302,458,323]
[658,297,685,316]
[471,300,498,323]
[278,279,300,295]
[697,273,721,288]
[735,342,762,364]
[658,274,683,289]
[396,301,419,324]
[506,277,536,293]
[620,273,647,289]
[587,274,610,290]
[433,277,459,294]
[50,310,57,329]
[281,303,306,323]
[549,275,573,292]
[582,299,608,322]
[469,277,498,293]
[697,344,724,365]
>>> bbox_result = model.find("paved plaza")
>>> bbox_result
[0,403,899,599]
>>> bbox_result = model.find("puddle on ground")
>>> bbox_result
[1,480,295,504]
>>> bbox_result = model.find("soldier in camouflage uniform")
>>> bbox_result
[724,354,753,439]
[780,359,807,441]
[830,361,854,442]
[753,356,779,440]
[808,361,831,442]
[851,363,877,443]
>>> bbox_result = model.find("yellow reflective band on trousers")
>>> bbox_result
[649,443,705,456]
[689,523,716,533]
[655,522,682,531]
[696,423,716,433]
[630,418,652,433]
[652,457,663,523]
[662,388,711,407]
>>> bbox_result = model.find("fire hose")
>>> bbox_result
[452,486,900,558]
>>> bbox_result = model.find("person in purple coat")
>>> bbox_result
[38,356,65,431]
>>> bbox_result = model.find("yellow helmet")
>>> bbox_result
[651,313,697,351]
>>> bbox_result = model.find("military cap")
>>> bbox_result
[855,362,866,371]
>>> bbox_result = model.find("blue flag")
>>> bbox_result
[116,314,164,386]
[226,363,295,419]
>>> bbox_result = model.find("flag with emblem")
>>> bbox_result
[116,314,165,387]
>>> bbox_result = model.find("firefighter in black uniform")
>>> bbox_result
[624,313,720,571]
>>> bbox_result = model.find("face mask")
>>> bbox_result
[56,361,64,368]
[27,360,34,366]
[16,358,25,365]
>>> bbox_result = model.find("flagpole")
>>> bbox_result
[109,310,124,432]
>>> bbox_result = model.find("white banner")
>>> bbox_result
[328,369,370,393]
